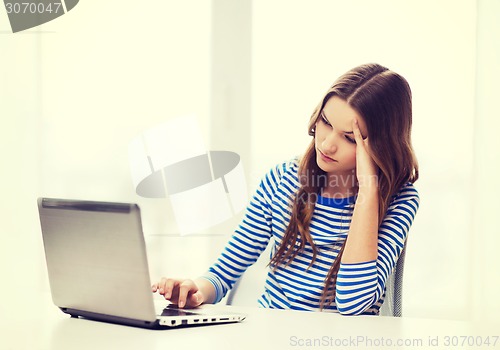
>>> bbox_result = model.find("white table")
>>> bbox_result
[1,292,496,350]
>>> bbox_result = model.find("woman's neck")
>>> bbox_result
[321,186,358,199]
[321,172,358,198]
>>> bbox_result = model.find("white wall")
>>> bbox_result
[0,0,215,314]
[471,0,500,323]
[0,30,44,311]
[0,0,498,324]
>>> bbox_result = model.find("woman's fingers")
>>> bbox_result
[152,278,203,308]
[352,118,368,146]
[352,118,378,188]
[177,280,199,308]
[352,118,363,144]
[152,278,181,299]
[188,291,204,307]
[163,278,177,299]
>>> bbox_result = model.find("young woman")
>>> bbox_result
[152,63,420,315]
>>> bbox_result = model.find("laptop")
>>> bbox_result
[37,197,246,329]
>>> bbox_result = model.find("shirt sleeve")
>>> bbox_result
[200,161,291,303]
[335,184,420,315]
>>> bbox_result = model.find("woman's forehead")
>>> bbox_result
[322,96,367,135]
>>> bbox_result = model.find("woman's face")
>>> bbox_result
[314,96,368,179]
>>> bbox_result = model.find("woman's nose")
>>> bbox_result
[322,132,338,153]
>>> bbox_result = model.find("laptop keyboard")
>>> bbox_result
[160,308,199,317]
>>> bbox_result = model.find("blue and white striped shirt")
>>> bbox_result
[202,159,419,315]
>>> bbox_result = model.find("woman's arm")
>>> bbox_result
[341,185,379,263]
[200,162,292,303]
[153,161,293,307]
[334,119,419,315]
[335,187,419,315]
[341,119,379,264]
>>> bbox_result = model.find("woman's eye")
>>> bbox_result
[321,115,331,127]
[345,135,356,144]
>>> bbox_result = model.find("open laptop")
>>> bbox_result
[37,197,246,329]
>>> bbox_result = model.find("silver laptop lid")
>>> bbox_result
[38,198,157,324]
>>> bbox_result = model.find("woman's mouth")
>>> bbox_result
[318,149,336,163]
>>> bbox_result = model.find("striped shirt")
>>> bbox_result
[202,159,420,315]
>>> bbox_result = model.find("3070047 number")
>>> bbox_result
[5,2,63,14]
[443,336,499,347]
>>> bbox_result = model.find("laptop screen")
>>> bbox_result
[38,198,157,323]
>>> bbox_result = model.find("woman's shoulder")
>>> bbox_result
[268,157,300,179]
[260,157,300,188]
[274,157,300,176]
[389,182,420,209]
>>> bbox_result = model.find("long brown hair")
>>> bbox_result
[269,63,419,309]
